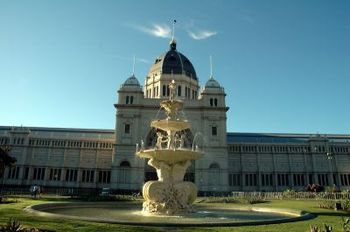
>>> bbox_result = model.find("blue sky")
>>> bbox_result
[0,0,349,134]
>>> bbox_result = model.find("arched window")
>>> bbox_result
[130,96,134,104]
[119,160,131,184]
[209,163,220,169]
[210,98,213,106]
[125,96,129,104]
[214,98,218,106]
[177,85,182,97]
[208,162,221,186]
[120,160,131,167]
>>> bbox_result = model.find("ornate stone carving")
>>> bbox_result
[136,80,203,215]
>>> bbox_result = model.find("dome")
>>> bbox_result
[148,40,197,80]
[123,74,140,86]
[205,77,221,88]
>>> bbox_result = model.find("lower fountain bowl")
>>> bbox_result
[24,201,313,227]
[137,149,202,164]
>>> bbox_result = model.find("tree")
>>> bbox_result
[0,146,16,178]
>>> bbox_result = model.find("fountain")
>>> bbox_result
[24,82,313,226]
[136,80,202,215]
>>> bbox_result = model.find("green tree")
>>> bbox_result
[0,146,16,178]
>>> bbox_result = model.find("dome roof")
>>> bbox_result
[205,77,221,88]
[123,74,140,86]
[148,40,197,80]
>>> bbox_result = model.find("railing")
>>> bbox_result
[231,191,350,200]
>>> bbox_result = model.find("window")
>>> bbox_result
[210,98,213,106]
[317,174,329,186]
[162,85,166,96]
[277,174,289,186]
[340,174,350,186]
[167,85,170,96]
[82,169,95,183]
[119,161,131,183]
[214,98,218,106]
[125,96,129,104]
[33,167,45,180]
[208,163,220,186]
[98,170,111,183]
[65,169,78,182]
[130,96,134,104]
[245,173,257,186]
[293,174,305,186]
[211,126,217,136]
[7,166,20,179]
[124,124,130,134]
[49,168,61,181]
[23,167,29,179]
[261,174,273,186]
[177,85,182,96]
[229,173,241,186]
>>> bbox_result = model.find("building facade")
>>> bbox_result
[1,40,350,194]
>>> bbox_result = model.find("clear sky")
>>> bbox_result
[0,0,349,134]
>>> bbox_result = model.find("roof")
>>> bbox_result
[148,40,197,80]
[227,132,350,144]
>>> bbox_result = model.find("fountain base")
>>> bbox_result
[142,181,197,215]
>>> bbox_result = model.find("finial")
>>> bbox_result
[172,19,176,41]
[210,55,213,79]
[170,20,177,50]
[132,55,136,76]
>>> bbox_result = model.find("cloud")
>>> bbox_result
[114,55,150,64]
[136,58,149,64]
[187,29,217,40]
[132,23,171,38]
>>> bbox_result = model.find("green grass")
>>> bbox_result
[1,196,350,232]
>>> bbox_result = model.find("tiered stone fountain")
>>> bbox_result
[136,80,203,215]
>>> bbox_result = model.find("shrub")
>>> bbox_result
[0,218,55,232]
[309,224,333,232]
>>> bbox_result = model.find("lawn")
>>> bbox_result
[1,196,349,232]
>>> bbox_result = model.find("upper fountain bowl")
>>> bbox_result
[160,100,184,120]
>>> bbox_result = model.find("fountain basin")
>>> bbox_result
[151,119,190,131]
[24,202,313,227]
[137,149,202,164]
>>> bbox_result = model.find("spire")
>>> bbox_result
[210,55,213,79]
[170,20,177,50]
[172,19,176,41]
[132,55,136,76]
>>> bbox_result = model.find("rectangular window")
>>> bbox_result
[65,169,78,182]
[317,174,329,186]
[82,169,95,183]
[245,173,257,186]
[229,173,241,186]
[277,174,289,186]
[7,166,20,179]
[49,168,61,181]
[124,124,130,134]
[98,170,111,183]
[261,174,274,186]
[32,167,46,180]
[211,126,217,136]
[293,174,305,186]
[23,167,29,179]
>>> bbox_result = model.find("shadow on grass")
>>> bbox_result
[311,211,350,218]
